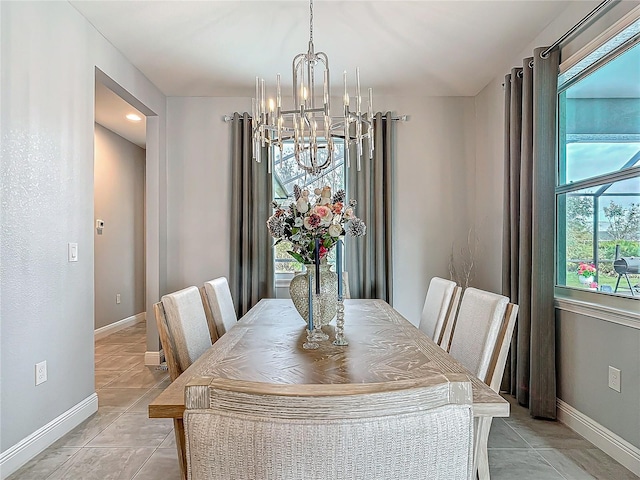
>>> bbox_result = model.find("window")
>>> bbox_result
[556,37,640,298]
[271,139,345,275]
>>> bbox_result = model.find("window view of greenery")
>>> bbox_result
[272,139,345,274]
[557,41,640,297]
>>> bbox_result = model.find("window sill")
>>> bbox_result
[555,295,640,330]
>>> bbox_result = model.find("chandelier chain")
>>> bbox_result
[309,0,313,43]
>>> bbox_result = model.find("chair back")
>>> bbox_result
[160,286,213,374]
[184,374,474,480]
[438,285,462,351]
[153,302,182,381]
[199,286,220,345]
[448,288,509,383]
[418,277,459,344]
[485,303,519,392]
[203,277,238,337]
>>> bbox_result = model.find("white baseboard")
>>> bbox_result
[144,349,163,366]
[94,312,145,340]
[557,398,640,476]
[0,393,98,479]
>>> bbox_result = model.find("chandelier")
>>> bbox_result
[252,0,374,176]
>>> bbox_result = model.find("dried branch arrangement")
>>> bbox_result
[448,226,479,290]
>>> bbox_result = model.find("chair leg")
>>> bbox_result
[474,417,493,480]
[174,418,188,480]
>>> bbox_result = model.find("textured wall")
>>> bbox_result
[94,124,146,330]
[165,97,248,294]
[374,95,476,324]
[1,1,96,452]
[1,1,166,455]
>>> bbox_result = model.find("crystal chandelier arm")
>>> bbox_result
[292,53,305,110]
[252,0,375,177]
[308,51,314,110]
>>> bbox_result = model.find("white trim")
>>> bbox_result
[0,393,98,479]
[557,399,640,476]
[144,349,163,366]
[559,5,640,73]
[555,298,640,330]
[94,312,145,340]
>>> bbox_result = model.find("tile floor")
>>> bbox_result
[8,321,639,480]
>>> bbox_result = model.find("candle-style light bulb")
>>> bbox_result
[343,71,349,106]
[356,68,361,114]
[255,77,260,111]
[323,70,329,106]
[276,73,282,109]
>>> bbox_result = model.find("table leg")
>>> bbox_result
[473,417,493,480]
[174,418,187,480]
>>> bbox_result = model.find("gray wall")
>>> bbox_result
[472,0,640,451]
[94,124,146,330]
[1,1,167,454]
[165,95,476,325]
[557,310,640,447]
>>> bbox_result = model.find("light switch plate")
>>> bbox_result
[68,243,78,262]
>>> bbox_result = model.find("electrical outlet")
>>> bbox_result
[116,294,121,304]
[35,361,47,385]
[608,366,621,392]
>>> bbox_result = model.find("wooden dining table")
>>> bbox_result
[149,298,509,479]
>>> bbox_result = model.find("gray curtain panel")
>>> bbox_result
[346,112,394,303]
[229,112,274,317]
[502,47,559,420]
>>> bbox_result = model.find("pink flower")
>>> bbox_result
[319,246,328,259]
[313,205,333,225]
[332,202,343,214]
[577,262,596,276]
[589,282,598,289]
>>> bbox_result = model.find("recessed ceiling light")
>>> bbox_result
[126,113,142,122]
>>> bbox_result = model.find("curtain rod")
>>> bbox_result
[222,114,408,122]
[539,0,616,59]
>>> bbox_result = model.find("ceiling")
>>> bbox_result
[74,0,575,98]
[95,81,147,148]
[84,2,640,150]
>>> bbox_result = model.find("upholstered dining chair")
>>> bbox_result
[183,374,474,480]
[448,288,513,383]
[203,277,238,337]
[156,286,214,379]
[447,287,519,480]
[418,277,461,349]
